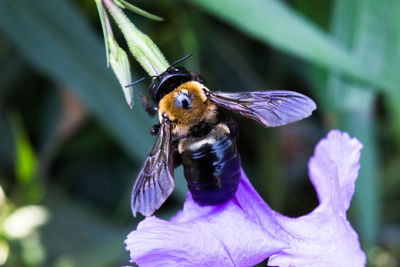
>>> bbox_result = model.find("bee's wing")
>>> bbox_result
[131,120,174,217]
[208,90,316,127]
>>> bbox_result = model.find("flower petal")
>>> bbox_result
[308,130,363,212]
[125,172,287,267]
[172,169,287,238]
[268,130,366,267]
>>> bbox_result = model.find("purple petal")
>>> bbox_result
[268,130,366,266]
[308,130,363,211]
[125,175,288,266]
[171,169,288,238]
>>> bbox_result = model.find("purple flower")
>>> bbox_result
[125,130,367,266]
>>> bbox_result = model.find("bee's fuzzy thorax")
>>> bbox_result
[158,81,217,137]
[177,123,230,154]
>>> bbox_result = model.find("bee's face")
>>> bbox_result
[158,81,217,136]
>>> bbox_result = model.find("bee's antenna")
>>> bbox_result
[125,53,192,88]
[125,76,148,88]
[170,53,193,67]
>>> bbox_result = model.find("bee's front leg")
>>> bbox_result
[140,94,158,117]
[150,124,161,136]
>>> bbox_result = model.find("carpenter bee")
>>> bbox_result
[130,55,316,217]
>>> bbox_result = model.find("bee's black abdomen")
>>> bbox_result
[182,135,241,206]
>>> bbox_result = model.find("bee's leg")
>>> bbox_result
[140,94,158,117]
[220,117,239,139]
[150,124,160,136]
[190,71,206,84]
[172,139,182,168]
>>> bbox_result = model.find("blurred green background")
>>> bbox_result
[0,0,399,266]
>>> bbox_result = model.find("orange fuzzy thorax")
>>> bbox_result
[158,81,217,137]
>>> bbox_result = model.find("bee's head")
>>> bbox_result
[158,81,217,136]
[149,66,192,102]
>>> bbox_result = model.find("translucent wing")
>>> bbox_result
[131,120,174,217]
[207,90,316,127]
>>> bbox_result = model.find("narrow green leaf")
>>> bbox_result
[95,0,110,67]
[103,0,169,76]
[108,35,133,107]
[192,0,396,93]
[9,112,37,185]
[114,0,163,21]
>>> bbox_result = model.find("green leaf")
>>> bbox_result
[0,0,153,160]
[381,1,400,145]
[108,36,133,107]
[9,112,37,186]
[327,0,392,248]
[191,0,396,93]
[114,0,163,21]
[94,0,110,67]
[103,0,169,76]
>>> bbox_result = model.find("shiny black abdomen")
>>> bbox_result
[181,135,241,206]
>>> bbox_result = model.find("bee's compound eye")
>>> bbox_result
[175,93,192,109]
